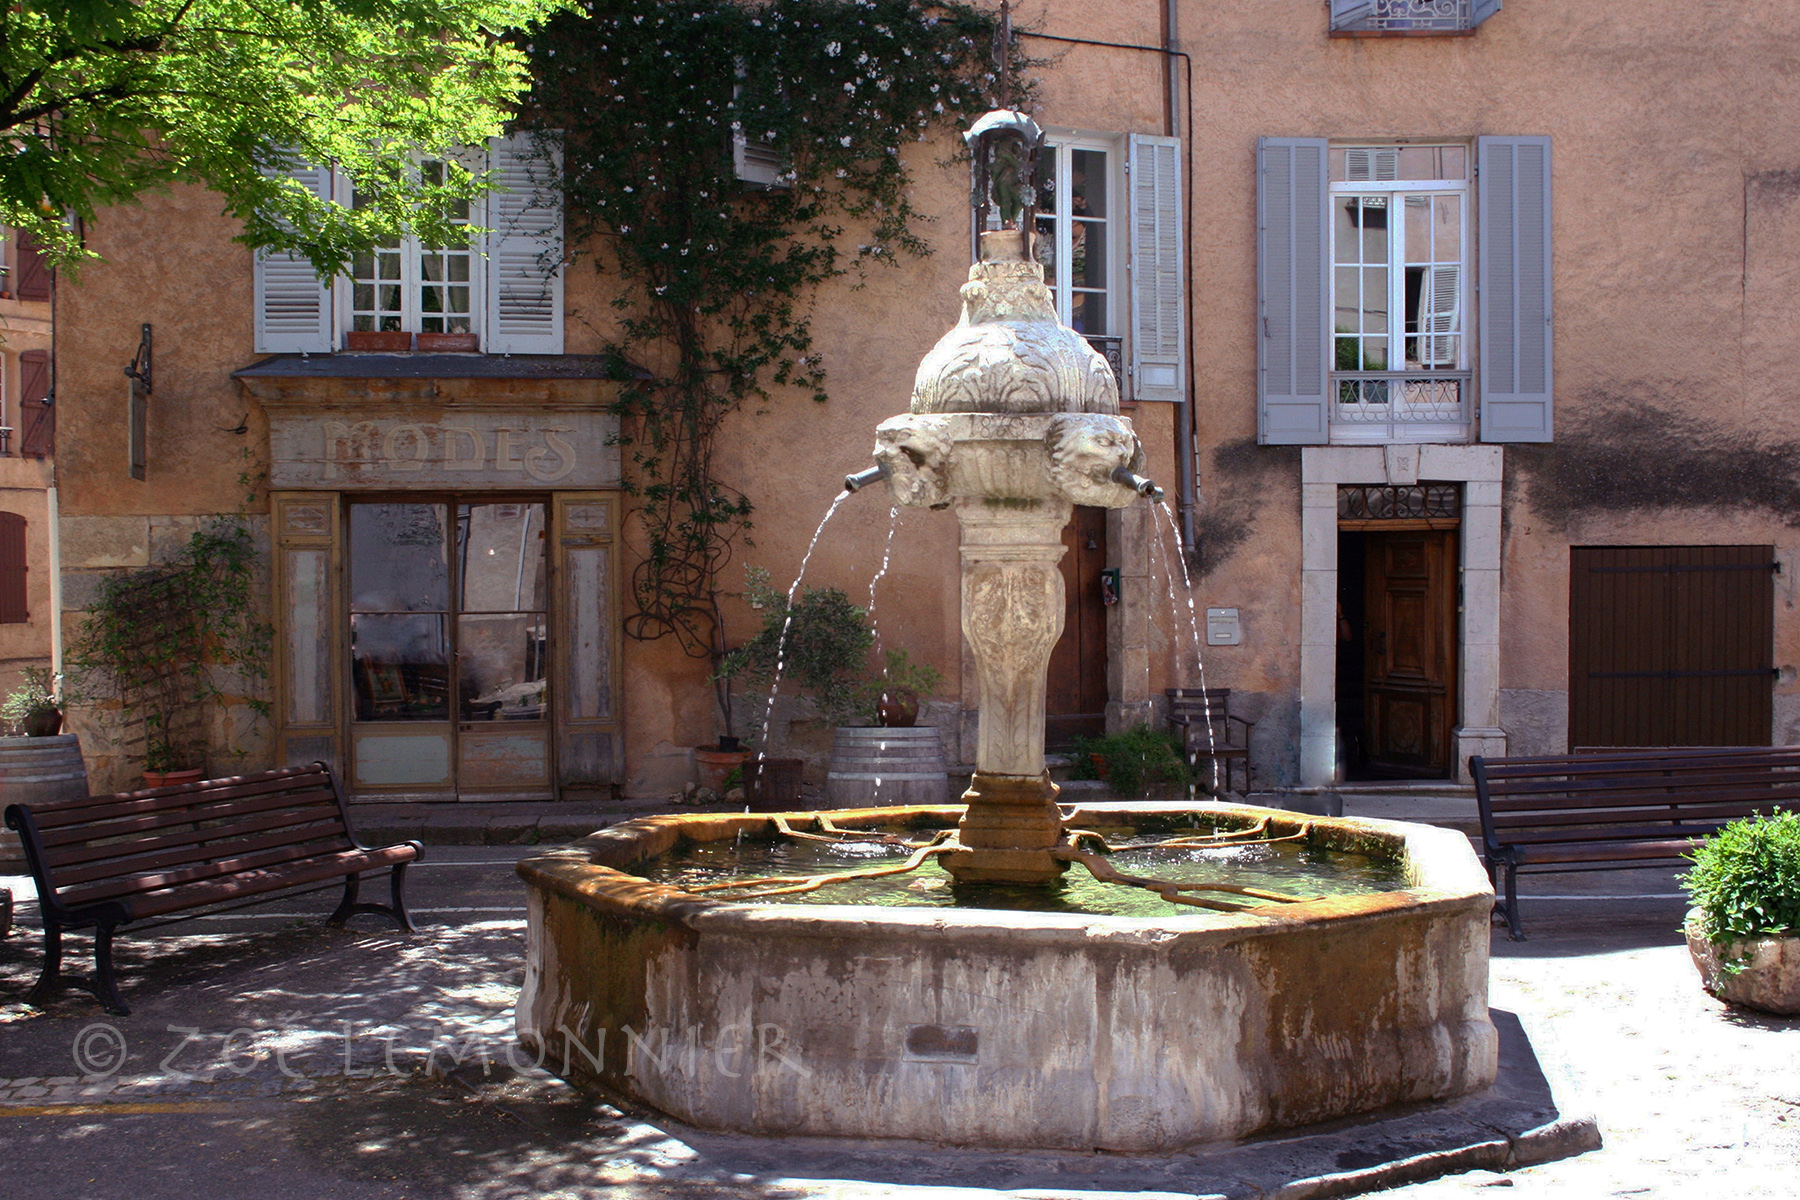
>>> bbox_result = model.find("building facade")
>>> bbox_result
[48,0,1800,794]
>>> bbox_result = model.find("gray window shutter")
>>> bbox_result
[1472,0,1503,26]
[485,131,565,354]
[253,164,334,353]
[1478,135,1553,443]
[1128,133,1185,404]
[1329,0,1377,30]
[1257,137,1330,445]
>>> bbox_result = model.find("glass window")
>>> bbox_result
[350,503,450,721]
[349,160,477,336]
[455,503,548,722]
[1034,140,1113,336]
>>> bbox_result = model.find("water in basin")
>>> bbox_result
[638,823,1408,918]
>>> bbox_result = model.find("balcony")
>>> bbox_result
[1330,0,1490,36]
[1331,372,1471,444]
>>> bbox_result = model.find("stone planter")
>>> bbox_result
[1686,910,1800,1016]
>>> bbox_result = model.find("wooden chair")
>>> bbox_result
[1165,688,1254,796]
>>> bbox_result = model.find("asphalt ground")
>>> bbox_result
[0,842,1792,1198]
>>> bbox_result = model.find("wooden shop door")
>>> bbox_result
[1046,505,1109,747]
[1363,530,1459,776]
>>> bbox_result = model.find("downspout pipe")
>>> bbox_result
[1018,28,1198,558]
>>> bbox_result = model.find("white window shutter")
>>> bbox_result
[253,164,334,353]
[1128,133,1185,404]
[1257,137,1331,445]
[1472,0,1503,26]
[1330,0,1377,30]
[1478,135,1553,443]
[1419,264,1461,367]
[484,131,564,354]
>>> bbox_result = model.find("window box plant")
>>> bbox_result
[345,330,413,352]
[2,667,62,737]
[1681,811,1800,1016]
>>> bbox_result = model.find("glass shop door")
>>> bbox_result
[347,499,552,799]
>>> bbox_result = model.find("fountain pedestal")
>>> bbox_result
[943,498,1071,883]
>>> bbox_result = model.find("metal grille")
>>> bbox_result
[1332,372,1470,440]
[1337,484,1462,522]
[1333,0,1472,33]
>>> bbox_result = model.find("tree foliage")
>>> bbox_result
[0,0,566,271]
[525,0,1020,658]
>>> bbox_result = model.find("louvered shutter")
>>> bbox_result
[1478,136,1553,443]
[1329,0,1377,30]
[1257,138,1331,445]
[1472,0,1503,26]
[1128,133,1185,404]
[485,132,564,354]
[0,511,25,624]
[253,164,334,353]
[1420,264,1461,367]
[13,231,50,301]
[17,349,51,458]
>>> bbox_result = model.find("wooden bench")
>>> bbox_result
[3,762,422,1014]
[1470,746,1800,939]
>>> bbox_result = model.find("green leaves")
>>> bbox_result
[0,0,568,272]
[1682,811,1800,945]
[528,0,1015,656]
[718,565,875,731]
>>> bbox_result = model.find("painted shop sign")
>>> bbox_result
[268,412,620,489]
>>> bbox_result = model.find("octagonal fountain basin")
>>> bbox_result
[514,802,1497,1152]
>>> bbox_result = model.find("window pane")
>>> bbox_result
[458,503,547,612]
[1071,220,1105,289]
[458,613,548,721]
[351,503,449,612]
[1070,291,1105,335]
[1070,150,1106,219]
[1362,337,1388,371]
[1037,151,1056,215]
[1362,266,1388,333]
[1435,195,1462,261]
[1334,198,1361,263]
[1359,200,1388,261]
[351,613,449,721]
[1405,196,1430,262]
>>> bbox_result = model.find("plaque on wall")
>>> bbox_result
[267,410,620,490]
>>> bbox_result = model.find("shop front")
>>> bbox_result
[239,358,624,802]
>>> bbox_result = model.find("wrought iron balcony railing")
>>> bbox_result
[1331,371,1472,443]
[1330,0,1495,35]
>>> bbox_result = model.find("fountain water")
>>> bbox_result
[514,109,1498,1151]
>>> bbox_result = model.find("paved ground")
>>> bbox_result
[0,809,1794,1198]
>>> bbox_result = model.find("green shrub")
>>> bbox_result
[1069,724,1192,798]
[1681,811,1800,944]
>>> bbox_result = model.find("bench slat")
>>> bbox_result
[41,804,348,873]
[123,844,418,920]
[45,814,355,886]
[1486,783,1800,815]
[1483,767,1800,796]
[1511,839,1702,865]
[29,772,338,833]
[1488,802,1789,833]
[54,831,360,907]
[37,785,344,852]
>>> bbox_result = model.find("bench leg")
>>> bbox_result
[1503,860,1527,941]
[25,921,63,1006]
[92,923,130,1017]
[326,866,417,933]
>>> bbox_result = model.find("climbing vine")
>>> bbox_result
[66,520,273,772]
[525,0,1025,658]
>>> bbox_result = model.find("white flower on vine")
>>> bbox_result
[825,41,841,56]
[839,135,853,147]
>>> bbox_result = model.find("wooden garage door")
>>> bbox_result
[1569,546,1775,748]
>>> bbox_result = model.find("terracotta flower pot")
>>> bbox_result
[876,689,920,728]
[416,332,479,353]
[1685,909,1800,1016]
[22,709,61,737]
[143,767,205,789]
[694,747,749,793]
[345,330,413,352]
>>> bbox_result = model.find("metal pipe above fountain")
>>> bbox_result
[1112,464,1165,501]
[844,462,892,493]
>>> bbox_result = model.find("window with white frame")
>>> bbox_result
[350,159,480,336]
[1034,137,1116,337]
[1329,144,1470,441]
[252,132,565,355]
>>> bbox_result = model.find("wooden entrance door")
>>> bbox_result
[1569,545,1774,748]
[1363,530,1459,775]
[1046,505,1108,746]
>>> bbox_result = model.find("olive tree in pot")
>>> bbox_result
[717,568,872,811]
[2,668,63,737]
[1682,811,1800,1015]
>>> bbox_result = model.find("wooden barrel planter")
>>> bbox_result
[0,734,89,873]
[744,757,807,813]
[826,725,950,808]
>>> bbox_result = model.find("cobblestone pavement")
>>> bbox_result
[0,848,1794,1198]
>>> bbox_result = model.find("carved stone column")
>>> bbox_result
[943,497,1072,884]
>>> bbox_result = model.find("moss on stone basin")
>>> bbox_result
[514,801,1498,1151]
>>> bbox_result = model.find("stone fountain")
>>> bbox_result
[513,112,1498,1151]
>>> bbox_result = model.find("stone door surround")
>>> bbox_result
[1300,444,1505,786]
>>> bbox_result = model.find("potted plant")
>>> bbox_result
[864,648,944,729]
[1,667,62,737]
[1069,724,1193,798]
[1681,811,1800,1015]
